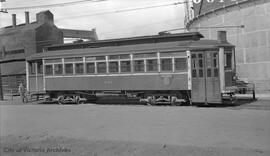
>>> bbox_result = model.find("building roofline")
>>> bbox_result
[186,0,269,29]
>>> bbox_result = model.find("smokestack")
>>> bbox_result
[12,14,16,27]
[25,11,30,24]
[217,31,227,43]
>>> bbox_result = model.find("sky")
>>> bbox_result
[0,0,185,40]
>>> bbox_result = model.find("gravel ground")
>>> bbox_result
[1,97,270,156]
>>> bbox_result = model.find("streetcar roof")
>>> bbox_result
[27,33,234,61]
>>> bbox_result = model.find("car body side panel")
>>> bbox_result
[45,73,188,91]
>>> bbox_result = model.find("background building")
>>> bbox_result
[0,10,98,95]
[185,0,270,92]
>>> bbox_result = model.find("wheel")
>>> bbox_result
[75,96,81,104]
[58,96,65,105]
[171,96,177,106]
[147,96,156,105]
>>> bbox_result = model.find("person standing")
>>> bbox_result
[18,82,26,103]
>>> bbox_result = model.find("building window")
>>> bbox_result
[109,61,119,73]
[175,58,187,71]
[86,62,95,74]
[65,63,73,74]
[75,63,84,74]
[45,65,53,75]
[146,59,158,72]
[134,60,144,72]
[97,62,107,74]
[54,64,63,75]
[161,58,172,71]
[120,61,131,72]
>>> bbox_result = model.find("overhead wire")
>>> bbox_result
[55,1,187,21]
[1,0,107,10]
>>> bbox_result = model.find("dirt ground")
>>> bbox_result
[1,98,270,156]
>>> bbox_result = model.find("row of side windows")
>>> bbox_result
[44,57,187,76]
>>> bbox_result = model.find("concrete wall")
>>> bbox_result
[188,1,270,92]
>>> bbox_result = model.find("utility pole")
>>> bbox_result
[0,47,4,100]
[0,0,6,100]
[0,64,3,100]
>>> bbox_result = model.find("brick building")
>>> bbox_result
[0,10,98,95]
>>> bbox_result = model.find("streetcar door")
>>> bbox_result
[205,51,221,103]
[191,51,221,104]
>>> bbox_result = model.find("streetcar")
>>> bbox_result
[26,31,237,105]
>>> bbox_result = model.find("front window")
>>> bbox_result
[225,52,232,70]
[30,62,36,75]
[37,61,43,74]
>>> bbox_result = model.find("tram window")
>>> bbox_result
[75,63,84,74]
[85,56,96,61]
[213,58,218,68]
[134,60,145,72]
[97,62,107,73]
[45,65,53,75]
[86,62,95,74]
[96,56,106,60]
[199,59,203,68]
[214,69,219,77]
[54,64,63,75]
[191,54,196,58]
[145,53,157,58]
[161,58,172,71]
[109,55,119,60]
[44,58,61,64]
[109,61,119,73]
[175,58,187,71]
[207,68,212,77]
[225,53,232,70]
[198,54,203,58]
[37,61,43,74]
[199,69,203,77]
[64,57,83,62]
[120,54,130,59]
[146,59,158,72]
[65,63,73,74]
[133,53,145,59]
[160,51,185,57]
[192,70,197,77]
[134,53,156,59]
[30,62,36,75]
[120,61,131,72]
